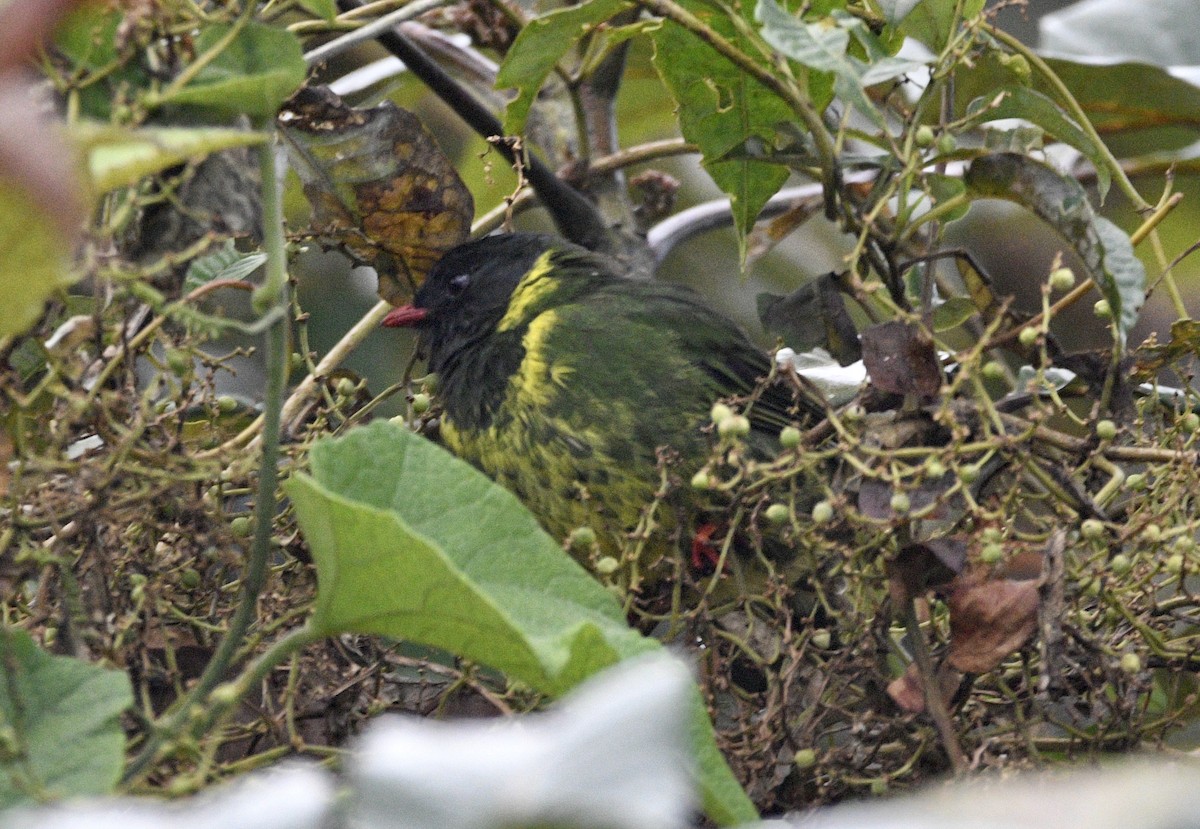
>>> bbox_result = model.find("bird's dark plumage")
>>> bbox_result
[386,233,810,561]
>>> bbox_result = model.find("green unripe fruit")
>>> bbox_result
[420,373,440,393]
[936,133,957,154]
[811,500,834,524]
[1094,299,1112,319]
[843,403,866,423]
[779,425,802,449]
[1080,518,1105,540]
[765,503,789,524]
[179,568,202,589]
[567,526,597,550]
[810,629,832,649]
[915,125,936,148]
[289,352,306,372]
[981,360,1007,381]
[594,556,620,575]
[1180,412,1200,433]
[1095,419,1117,440]
[1165,554,1185,574]
[1120,652,1142,674]
[411,392,431,414]
[230,515,252,538]
[209,683,242,707]
[1125,472,1147,491]
[336,377,357,397]
[890,491,911,514]
[1110,553,1133,575]
[165,348,191,377]
[870,779,889,796]
[691,470,713,490]
[980,527,1002,544]
[1141,524,1162,544]
[1048,266,1076,292]
[216,394,239,413]
[926,459,947,479]
[794,747,818,769]
[1018,326,1039,347]
[979,543,1004,564]
[1174,536,1196,554]
[718,414,751,439]
[710,402,734,424]
[959,464,981,484]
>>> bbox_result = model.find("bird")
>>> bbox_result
[383,232,816,578]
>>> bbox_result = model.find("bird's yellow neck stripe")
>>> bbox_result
[496,251,557,333]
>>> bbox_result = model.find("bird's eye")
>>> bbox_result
[448,273,470,295]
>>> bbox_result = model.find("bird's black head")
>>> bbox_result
[387,233,558,372]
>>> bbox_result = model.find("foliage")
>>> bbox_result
[4,0,1200,824]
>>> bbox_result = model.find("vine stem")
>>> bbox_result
[901,602,968,774]
[121,138,291,785]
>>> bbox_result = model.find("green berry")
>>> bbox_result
[165,348,191,377]
[420,373,440,394]
[710,402,734,424]
[1165,554,1185,574]
[411,392,431,414]
[980,527,1003,544]
[915,125,936,148]
[179,567,202,589]
[926,459,947,479]
[567,525,597,549]
[779,425,802,449]
[980,543,1004,564]
[1125,472,1147,491]
[1120,652,1142,674]
[936,133,957,154]
[1048,266,1076,292]
[811,500,834,524]
[209,683,242,706]
[843,404,865,423]
[1180,412,1200,433]
[765,503,789,524]
[794,747,818,768]
[1173,536,1196,554]
[1141,524,1162,544]
[1080,519,1105,540]
[1110,553,1133,575]
[229,515,252,538]
[718,414,751,439]
[1018,326,1039,347]
[959,464,981,484]
[1095,419,1117,440]
[594,556,620,575]
[289,352,306,372]
[336,377,357,397]
[1094,299,1112,319]
[216,394,239,413]
[810,629,832,649]
[890,491,911,514]
[981,360,1006,382]
[691,470,712,490]
[870,779,889,796]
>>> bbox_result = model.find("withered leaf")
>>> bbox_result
[279,86,474,304]
[861,320,942,401]
[888,539,967,605]
[887,661,963,714]
[945,570,1039,674]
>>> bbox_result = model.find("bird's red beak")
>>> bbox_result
[382,305,428,328]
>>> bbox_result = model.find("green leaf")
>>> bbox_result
[79,124,267,195]
[159,22,306,120]
[296,0,337,20]
[962,87,1111,199]
[899,0,984,50]
[496,0,633,136]
[1040,0,1200,67]
[1039,58,1200,157]
[0,178,74,338]
[649,2,792,258]
[0,628,132,807]
[931,296,977,332]
[876,0,923,26]
[964,153,1145,343]
[183,239,267,293]
[285,422,757,825]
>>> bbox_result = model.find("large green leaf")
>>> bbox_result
[159,22,306,120]
[496,0,633,136]
[0,629,132,808]
[963,153,1145,343]
[284,421,757,825]
[899,0,985,50]
[0,178,74,338]
[649,2,792,257]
